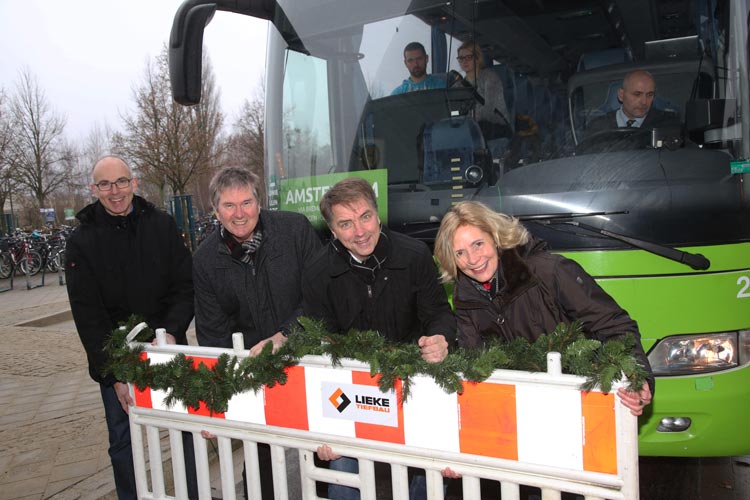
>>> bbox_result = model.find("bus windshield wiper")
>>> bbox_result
[529,216,710,271]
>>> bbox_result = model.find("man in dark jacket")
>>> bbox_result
[66,155,196,499]
[192,166,321,499]
[302,177,456,500]
[586,69,680,136]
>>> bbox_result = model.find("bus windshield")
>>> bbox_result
[267,0,750,250]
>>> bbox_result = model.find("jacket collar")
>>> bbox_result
[76,195,153,225]
[455,242,538,308]
[216,209,278,263]
[326,227,406,278]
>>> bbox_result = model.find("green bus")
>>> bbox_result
[169,0,750,457]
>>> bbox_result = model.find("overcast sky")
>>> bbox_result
[0,0,268,142]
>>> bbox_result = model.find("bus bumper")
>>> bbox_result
[638,364,750,456]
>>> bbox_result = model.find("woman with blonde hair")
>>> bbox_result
[454,41,512,141]
[434,201,654,417]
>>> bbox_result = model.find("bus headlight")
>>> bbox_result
[648,330,750,376]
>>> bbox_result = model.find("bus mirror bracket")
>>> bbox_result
[169,1,218,106]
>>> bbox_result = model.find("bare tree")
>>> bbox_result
[117,46,224,205]
[222,81,266,206]
[7,69,69,215]
[0,88,15,233]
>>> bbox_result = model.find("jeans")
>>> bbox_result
[100,384,198,499]
[327,457,441,500]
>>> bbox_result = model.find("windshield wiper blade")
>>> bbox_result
[518,211,628,221]
[538,219,710,271]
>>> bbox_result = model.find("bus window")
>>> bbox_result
[282,51,333,179]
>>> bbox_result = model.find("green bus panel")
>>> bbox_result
[562,244,750,456]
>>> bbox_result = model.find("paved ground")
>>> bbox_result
[0,273,118,500]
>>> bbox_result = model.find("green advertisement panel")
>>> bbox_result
[279,170,388,229]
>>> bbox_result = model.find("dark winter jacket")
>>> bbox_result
[453,238,653,385]
[193,209,321,349]
[66,196,194,385]
[302,228,457,345]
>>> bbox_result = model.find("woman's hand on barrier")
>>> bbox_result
[201,430,216,439]
[249,332,287,357]
[316,444,342,461]
[418,334,448,363]
[617,382,652,416]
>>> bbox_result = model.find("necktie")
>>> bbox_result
[626,119,636,128]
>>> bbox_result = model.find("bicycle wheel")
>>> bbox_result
[20,250,43,276]
[48,249,65,272]
[0,253,11,279]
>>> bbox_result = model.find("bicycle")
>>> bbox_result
[0,235,43,278]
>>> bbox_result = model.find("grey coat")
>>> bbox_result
[193,209,321,349]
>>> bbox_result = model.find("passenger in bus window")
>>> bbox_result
[453,41,512,144]
[390,41,447,95]
[302,177,457,500]
[434,201,654,418]
[586,69,680,134]
[193,166,321,500]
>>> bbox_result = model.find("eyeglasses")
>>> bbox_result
[457,54,474,62]
[94,178,132,191]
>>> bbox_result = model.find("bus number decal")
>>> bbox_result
[737,276,750,298]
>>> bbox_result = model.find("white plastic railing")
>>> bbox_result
[127,330,639,500]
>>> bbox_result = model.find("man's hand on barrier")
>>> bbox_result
[418,334,448,363]
[201,430,216,439]
[151,333,177,345]
[114,381,133,414]
[442,467,461,479]
[316,444,342,461]
[249,332,287,357]
[617,382,653,417]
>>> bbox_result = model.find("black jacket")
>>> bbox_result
[66,196,194,385]
[302,228,457,345]
[453,238,653,387]
[193,209,321,349]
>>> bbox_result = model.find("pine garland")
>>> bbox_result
[104,316,649,414]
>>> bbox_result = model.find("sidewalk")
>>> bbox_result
[0,275,117,500]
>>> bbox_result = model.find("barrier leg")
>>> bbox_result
[169,429,188,499]
[191,432,211,500]
[147,425,166,497]
[270,443,289,500]
[130,419,150,498]
[391,463,409,499]
[218,436,237,500]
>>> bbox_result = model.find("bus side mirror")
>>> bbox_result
[685,99,739,145]
[169,2,218,105]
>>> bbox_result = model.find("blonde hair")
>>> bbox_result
[457,41,484,70]
[434,201,529,283]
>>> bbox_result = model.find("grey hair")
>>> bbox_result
[209,166,262,209]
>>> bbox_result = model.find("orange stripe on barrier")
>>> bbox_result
[265,366,309,430]
[133,352,152,408]
[186,356,225,418]
[581,391,617,474]
[352,371,405,445]
[458,381,517,460]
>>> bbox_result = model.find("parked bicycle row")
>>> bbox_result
[0,226,71,279]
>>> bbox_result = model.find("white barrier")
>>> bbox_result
[128,331,639,499]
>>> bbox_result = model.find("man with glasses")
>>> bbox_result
[391,41,446,95]
[66,155,197,499]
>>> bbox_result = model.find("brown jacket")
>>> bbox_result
[453,239,652,382]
